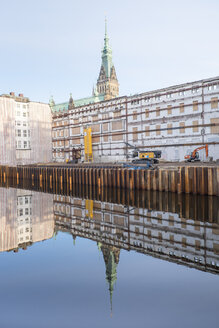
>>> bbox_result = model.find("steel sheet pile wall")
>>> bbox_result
[0,165,219,196]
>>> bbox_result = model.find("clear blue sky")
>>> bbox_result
[1,0,219,103]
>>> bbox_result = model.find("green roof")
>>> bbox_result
[51,94,105,113]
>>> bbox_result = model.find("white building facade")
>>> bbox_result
[0,92,52,165]
[51,76,219,163]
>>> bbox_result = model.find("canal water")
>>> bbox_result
[0,186,219,328]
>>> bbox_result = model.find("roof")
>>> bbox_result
[51,94,105,113]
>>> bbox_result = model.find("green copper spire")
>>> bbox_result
[102,18,113,78]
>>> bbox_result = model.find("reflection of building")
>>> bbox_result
[0,92,52,165]
[99,242,120,314]
[0,187,54,252]
[54,194,219,275]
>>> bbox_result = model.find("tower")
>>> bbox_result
[96,19,119,100]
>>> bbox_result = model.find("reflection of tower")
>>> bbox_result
[98,242,120,316]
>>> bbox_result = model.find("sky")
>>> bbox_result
[1,0,219,104]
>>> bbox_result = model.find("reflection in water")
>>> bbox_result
[0,187,54,252]
[0,185,219,316]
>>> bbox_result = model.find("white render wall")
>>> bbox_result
[0,95,52,165]
[52,76,219,163]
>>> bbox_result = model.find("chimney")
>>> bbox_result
[10,92,15,96]
[18,93,24,97]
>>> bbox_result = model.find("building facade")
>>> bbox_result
[51,23,219,163]
[0,92,52,165]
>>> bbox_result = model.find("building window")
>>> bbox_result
[17,129,21,137]
[24,141,27,148]
[18,140,21,148]
[145,126,150,136]
[167,105,172,115]
[192,88,199,94]
[156,125,161,136]
[166,93,172,99]
[23,112,26,117]
[167,123,172,134]
[132,127,138,141]
[210,118,219,133]
[23,130,27,137]
[211,97,218,109]
[178,90,185,96]
[179,103,184,113]
[208,84,217,91]
[192,120,199,132]
[145,108,149,118]
[133,111,138,120]
[193,101,198,111]
[156,107,160,117]
[179,122,185,133]
[155,95,160,101]
[25,208,29,215]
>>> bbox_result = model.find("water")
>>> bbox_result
[0,186,219,328]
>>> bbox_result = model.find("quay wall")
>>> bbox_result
[0,164,219,196]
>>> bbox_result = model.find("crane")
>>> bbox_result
[184,145,208,162]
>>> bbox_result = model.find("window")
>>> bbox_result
[166,93,172,99]
[211,97,218,109]
[179,103,184,113]
[210,118,219,133]
[23,122,26,127]
[192,120,199,132]
[24,141,27,148]
[28,141,31,148]
[145,108,149,118]
[19,209,23,216]
[132,127,138,141]
[23,130,27,137]
[192,88,199,94]
[18,140,21,148]
[178,90,185,96]
[180,122,185,133]
[155,95,160,101]
[17,129,21,137]
[25,197,28,204]
[23,112,26,117]
[145,126,150,136]
[193,101,198,111]
[156,125,161,135]
[16,121,21,126]
[156,107,160,117]
[208,84,217,91]
[182,237,187,248]
[25,208,29,215]
[133,111,138,120]
[167,105,172,115]
[167,123,172,135]
[28,130,30,137]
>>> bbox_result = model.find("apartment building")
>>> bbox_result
[0,92,52,165]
